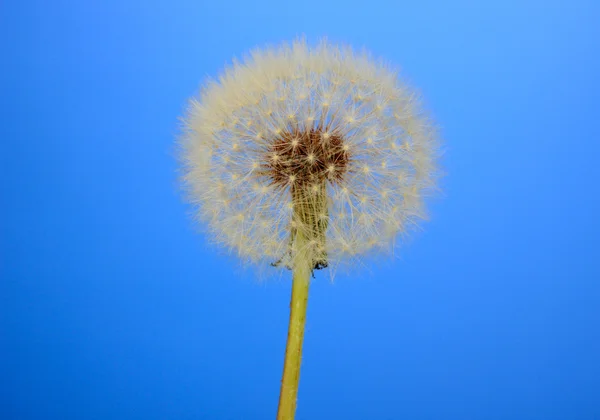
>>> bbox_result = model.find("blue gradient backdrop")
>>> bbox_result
[2,1,599,419]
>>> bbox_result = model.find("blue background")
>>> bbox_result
[2,1,599,419]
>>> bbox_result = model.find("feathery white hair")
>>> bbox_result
[180,39,439,276]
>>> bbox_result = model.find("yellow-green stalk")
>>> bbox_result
[276,228,310,420]
[277,185,328,419]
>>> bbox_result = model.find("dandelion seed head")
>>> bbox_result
[180,38,440,276]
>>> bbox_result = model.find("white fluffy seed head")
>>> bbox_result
[179,38,441,277]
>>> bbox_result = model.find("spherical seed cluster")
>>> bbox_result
[180,39,439,275]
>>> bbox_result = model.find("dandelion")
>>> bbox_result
[179,38,440,420]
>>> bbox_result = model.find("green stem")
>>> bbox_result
[276,229,310,420]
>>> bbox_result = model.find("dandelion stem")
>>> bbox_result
[277,228,310,420]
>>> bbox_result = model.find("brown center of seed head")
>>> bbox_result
[262,127,349,189]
